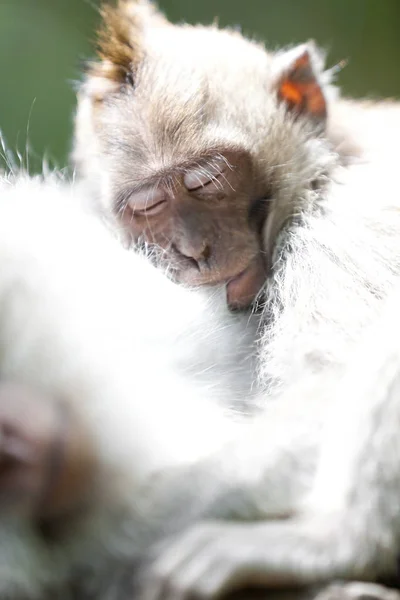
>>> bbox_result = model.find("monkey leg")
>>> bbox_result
[140,290,400,600]
[0,382,95,521]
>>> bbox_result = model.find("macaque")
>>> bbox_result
[71,0,400,599]
[0,170,269,599]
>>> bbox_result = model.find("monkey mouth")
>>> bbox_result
[170,254,266,310]
[225,254,266,310]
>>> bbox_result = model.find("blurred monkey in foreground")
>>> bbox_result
[0,172,261,598]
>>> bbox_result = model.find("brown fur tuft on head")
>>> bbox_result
[97,3,138,82]
[89,1,141,84]
[89,0,166,85]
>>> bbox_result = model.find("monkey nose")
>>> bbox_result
[174,239,211,270]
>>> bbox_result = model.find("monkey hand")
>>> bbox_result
[139,517,381,600]
[140,520,303,600]
[313,582,400,600]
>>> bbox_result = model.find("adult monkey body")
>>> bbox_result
[0,173,262,599]
[73,0,400,598]
[0,2,399,600]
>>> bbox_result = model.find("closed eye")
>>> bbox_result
[133,199,167,216]
[127,187,167,216]
[183,158,227,192]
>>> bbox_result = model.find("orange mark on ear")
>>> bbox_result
[278,51,327,120]
[279,81,303,107]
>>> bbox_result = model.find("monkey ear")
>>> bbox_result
[86,0,168,92]
[273,42,327,123]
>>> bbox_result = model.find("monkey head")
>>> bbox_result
[0,383,96,524]
[74,0,335,309]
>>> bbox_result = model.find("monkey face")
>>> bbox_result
[76,21,276,310]
[114,148,267,310]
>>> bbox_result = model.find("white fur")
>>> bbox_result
[4,7,400,598]
[0,172,264,597]
[6,119,400,596]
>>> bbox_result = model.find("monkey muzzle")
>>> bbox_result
[0,384,95,523]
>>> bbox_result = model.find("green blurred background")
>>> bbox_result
[1,0,399,171]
